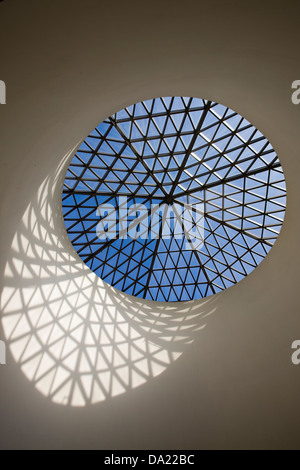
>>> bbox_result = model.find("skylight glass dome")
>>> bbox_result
[62,97,286,302]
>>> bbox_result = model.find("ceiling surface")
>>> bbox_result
[0,0,300,450]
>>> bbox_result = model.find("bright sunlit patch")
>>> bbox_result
[0,151,216,407]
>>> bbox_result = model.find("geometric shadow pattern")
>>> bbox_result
[1,171,216,407]
[62,97,286,302]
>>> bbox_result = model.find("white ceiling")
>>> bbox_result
[0,0,300,449]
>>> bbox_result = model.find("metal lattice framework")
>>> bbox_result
[62,97,286,302]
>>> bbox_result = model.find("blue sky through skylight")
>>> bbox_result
[62,97,286,302]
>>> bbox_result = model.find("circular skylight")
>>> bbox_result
[62,97,286,302]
